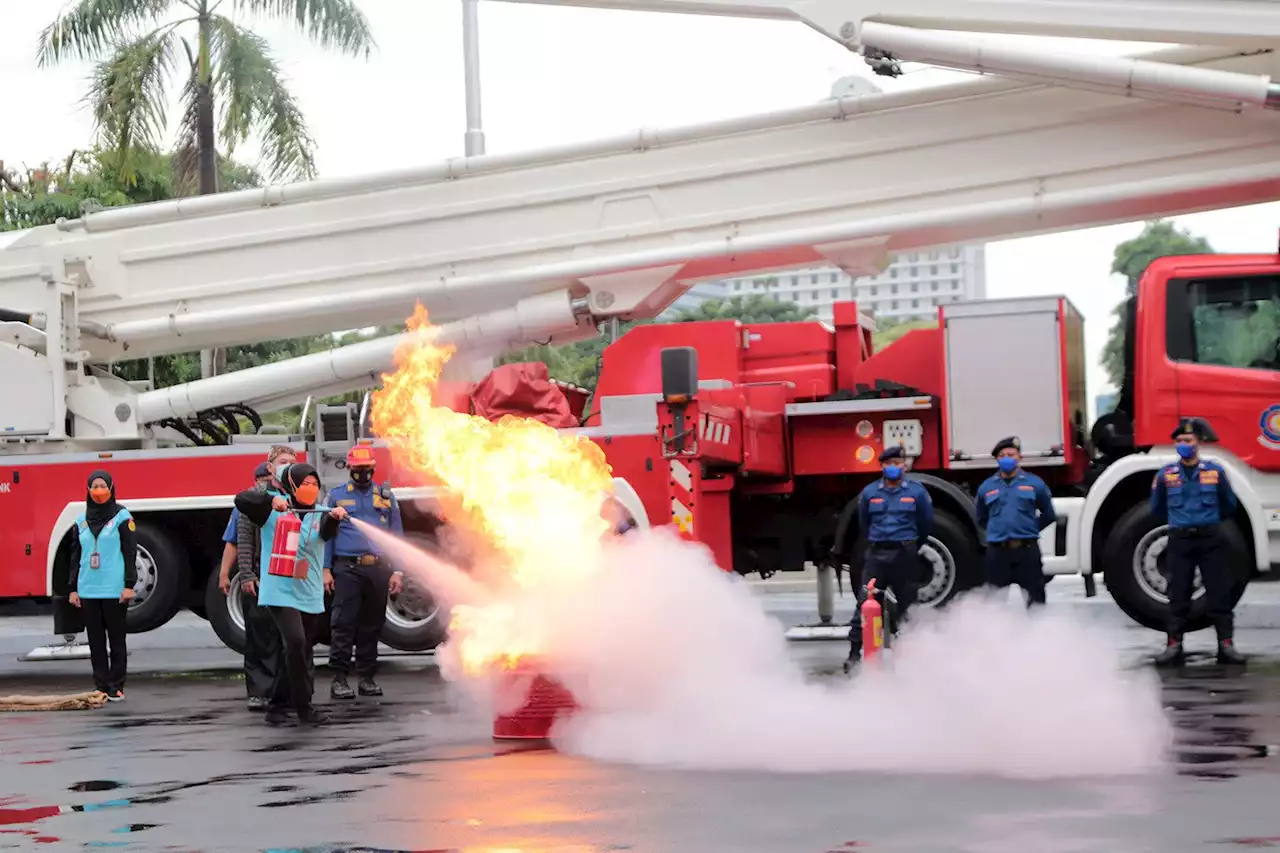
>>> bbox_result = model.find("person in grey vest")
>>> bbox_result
[68,471,137,702]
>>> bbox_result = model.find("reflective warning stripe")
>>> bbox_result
[669,459,696,536]
[697,416,732,445]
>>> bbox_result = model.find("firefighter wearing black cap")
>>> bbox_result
[974,436,1057,606]
[323,445,405,698]
[844,445,934,672]
[1150,418,1245,666]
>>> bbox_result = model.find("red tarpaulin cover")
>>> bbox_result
[471,362,578,428]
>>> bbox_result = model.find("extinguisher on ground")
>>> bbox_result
[861,578,886,663]
[267,512,303,578]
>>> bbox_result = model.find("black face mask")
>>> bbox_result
[350,468,374,488]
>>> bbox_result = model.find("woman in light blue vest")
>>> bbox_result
[68,471,136,702]
[236,462,344,726]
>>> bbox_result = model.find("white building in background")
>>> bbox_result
[663,75,989,323]
[665,245,988,323]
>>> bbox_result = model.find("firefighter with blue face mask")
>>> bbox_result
[974,436,1057,607]
[844,446,933,672]
[1150,417,1245,667]
[323,445,405,699]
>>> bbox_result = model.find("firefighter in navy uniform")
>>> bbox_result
[844,446,934,673]
[323,445,406,698]
[1151,418,1246,667]
[974,436,1057,607]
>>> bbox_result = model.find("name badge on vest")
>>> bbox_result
[89,553,100,570]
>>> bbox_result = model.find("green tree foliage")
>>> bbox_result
[872,317,936,350]
[1101,220,1214,387]
[38,0,374,192]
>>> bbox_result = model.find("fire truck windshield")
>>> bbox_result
[1186,276,1280,372]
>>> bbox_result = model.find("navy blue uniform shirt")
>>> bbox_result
[323,481,404,567]
[975,469,1057,543]
[1150,459,1237,528]
[858,478,934,543]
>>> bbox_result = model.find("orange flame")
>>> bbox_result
[370,304,615,674]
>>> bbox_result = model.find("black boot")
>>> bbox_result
[264,706,291,726]
[842,650,860,674]
[298,706,331,727]
[357,677,383,697]
[330,675,355,700]
[1217,638,1247,665]
[1153,636,1185,667]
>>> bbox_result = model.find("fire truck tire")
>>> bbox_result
[379,533,449,652]
[919,510,983,607]
[204,569,247,655]
[125,524,189,634]
[1102,503,1250,633]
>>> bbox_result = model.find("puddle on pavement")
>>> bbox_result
[1166,670,1280,779]
[69,781,123,793]
[260,789,366,809]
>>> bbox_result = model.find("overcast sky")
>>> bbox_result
[7,0,1280,418]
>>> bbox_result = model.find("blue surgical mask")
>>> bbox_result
[1176,443,1196,460]
[883,465,903,480]
[997,456,1018,474]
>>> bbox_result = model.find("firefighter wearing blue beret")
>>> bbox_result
[1150,418,1245,666]
[974,436,1057,607]
[844,445,933,672]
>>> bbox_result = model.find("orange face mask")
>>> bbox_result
[89,487,111,504]
[293,483,320,506]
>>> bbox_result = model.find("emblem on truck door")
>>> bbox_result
[1258,405,1280,450]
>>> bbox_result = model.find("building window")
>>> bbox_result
[829,273,838,283]
[811,291,819,301]
[734,282,742,292]
[910,266,919,277]
[830,288,839,299]
[931,282,938,292]
[951,264,959,274]
[930,265,938,276]
[889,268,898,279]
[870,286,878,296]
[891,284,899,295]
[810,274,818,284]
[912,299,919,308]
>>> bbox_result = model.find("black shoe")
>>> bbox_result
[264,707,291,726]
[299,707,331,727]
[105,688,125,702]
[1217,639,1247,665]
[330,676,355,700]
[357,678,383,697]
[247,696,268,712]
[842,654,861,675]
[1154,637,1185,667]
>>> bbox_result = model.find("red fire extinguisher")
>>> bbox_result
[861,578,885,664]
[267,512,302,578]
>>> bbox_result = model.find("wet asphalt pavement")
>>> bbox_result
[5,587,1280,851]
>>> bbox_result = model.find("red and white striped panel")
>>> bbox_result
[669,458,696,537]
[698,413,732,446]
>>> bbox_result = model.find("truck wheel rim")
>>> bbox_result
[131,546,158,608]
[385,575,441,630]
[1134,526,1205,604]
[228,573,247,634]
[916,537,957,606]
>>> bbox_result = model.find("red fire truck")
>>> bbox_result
[560,253,1280,634]
[4,0,1280,656]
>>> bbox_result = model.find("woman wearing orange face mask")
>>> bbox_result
[68,471,137,702]
[235,462,345,726]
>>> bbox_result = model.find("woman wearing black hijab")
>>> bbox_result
[237,462,344,725]
[68,471,137,701]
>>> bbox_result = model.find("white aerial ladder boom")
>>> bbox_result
[3,1,1280,444]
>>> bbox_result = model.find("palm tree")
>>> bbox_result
[38,0,375,195]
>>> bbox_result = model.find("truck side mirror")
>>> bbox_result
[661,347,698,403]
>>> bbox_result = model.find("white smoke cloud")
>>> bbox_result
[360,522,1174,779]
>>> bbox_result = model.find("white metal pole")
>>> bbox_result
[463,0,487,156]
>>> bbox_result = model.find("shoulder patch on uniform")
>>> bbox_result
[985,488,1000,498]
[127,520,136,532]
[346,483,354,492]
